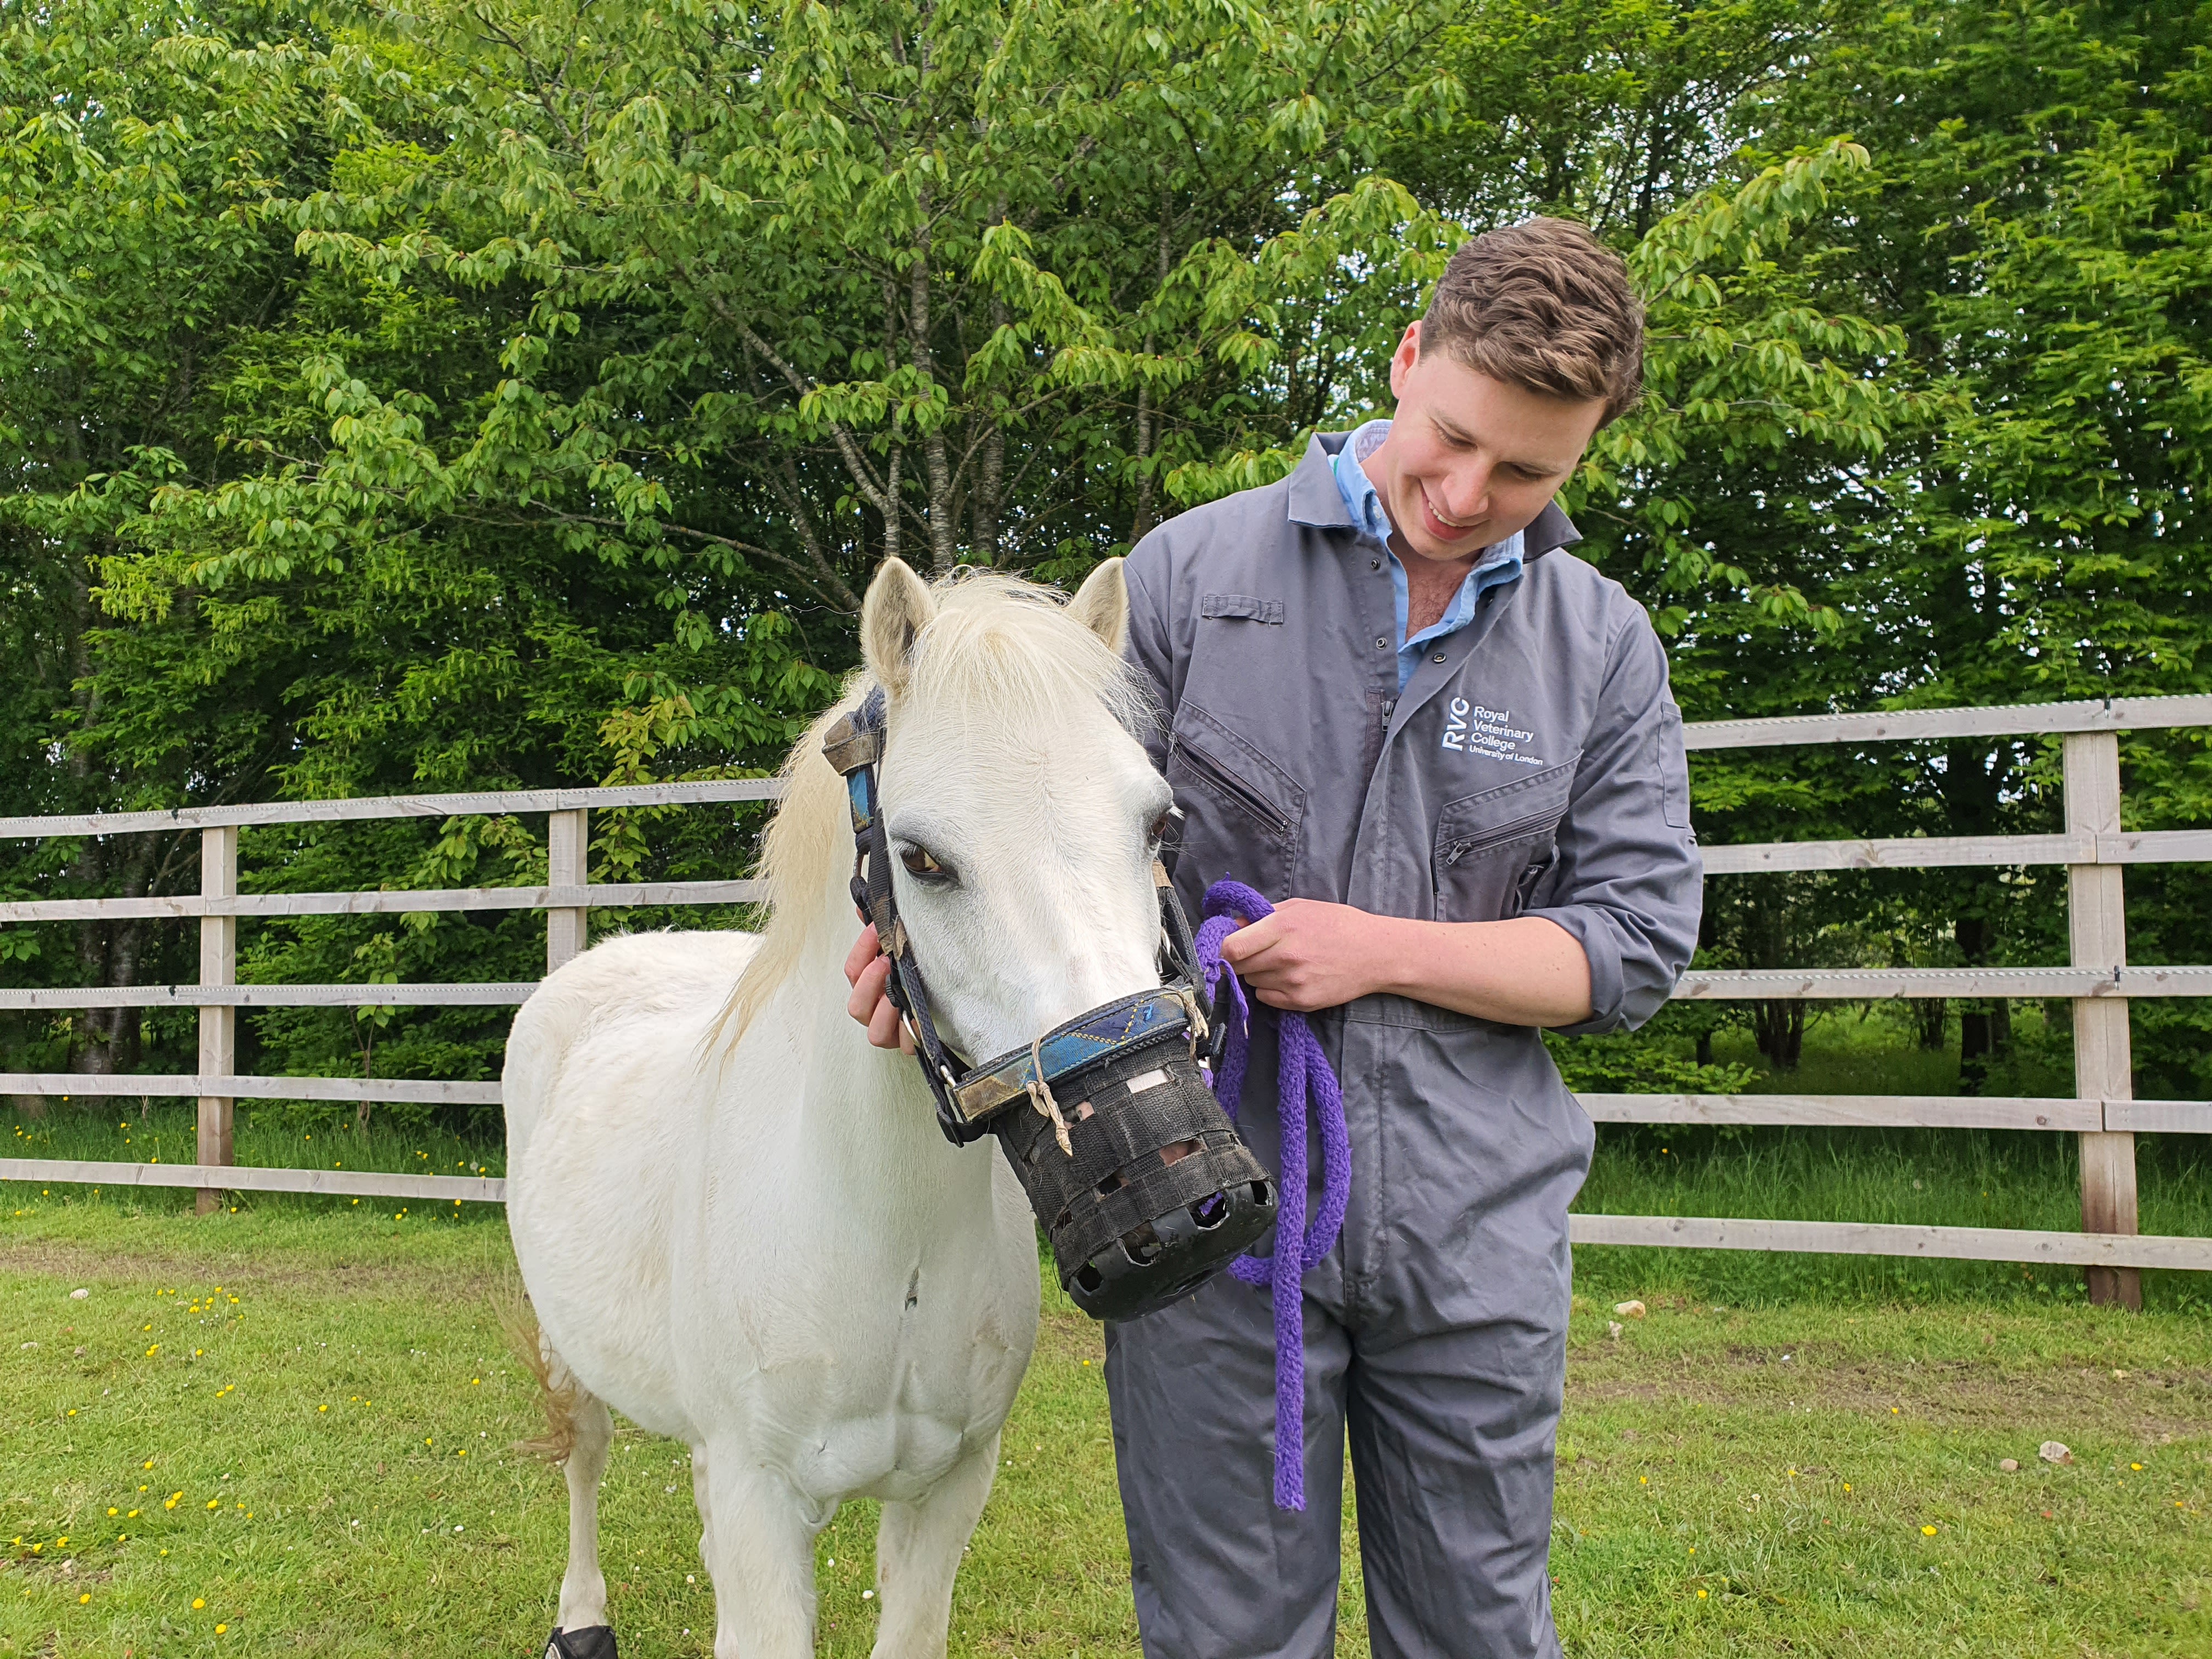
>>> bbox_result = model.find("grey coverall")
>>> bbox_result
[1109,432,1703,1659]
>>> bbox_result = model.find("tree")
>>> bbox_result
[0,0,325,1070]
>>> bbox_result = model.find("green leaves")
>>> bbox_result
[8,0,2211,1098]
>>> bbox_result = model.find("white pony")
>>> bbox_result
[502,557,1173,1658]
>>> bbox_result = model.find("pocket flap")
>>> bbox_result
[1200,592,1285,625]
[1168,702,1305,832]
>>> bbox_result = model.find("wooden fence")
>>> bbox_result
[5,695,2211,1308]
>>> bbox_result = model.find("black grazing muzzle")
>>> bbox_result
[823,687,1276,1321]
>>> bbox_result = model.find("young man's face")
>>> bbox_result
[1363,321,1607,567]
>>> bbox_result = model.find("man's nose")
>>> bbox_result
[1438,460,1492,526]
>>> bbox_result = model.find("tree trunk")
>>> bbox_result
[1752,998,1804,1070]
[906,192,958,575]
[1132,377,1156,544]
[1916,998,1948,1049]
[1131,203,1171,544]
[61,551,156,1076]
[1953,913,2008,1094]
[972,298,1006,565]
[881,277,905,568]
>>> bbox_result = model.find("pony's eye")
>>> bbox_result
[899,846,949,881]
[1148,806,1180,847]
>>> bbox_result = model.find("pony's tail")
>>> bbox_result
[501,1290,587,1464]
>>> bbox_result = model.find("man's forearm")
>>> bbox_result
[1373,915,1594,1028]
[1214,898,1596,1026]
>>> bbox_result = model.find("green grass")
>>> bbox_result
[6,1019,2210,1656]
[2,1195,2208,1657]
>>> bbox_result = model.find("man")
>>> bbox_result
[854,217,1701,1657]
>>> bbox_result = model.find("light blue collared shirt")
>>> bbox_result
[1331,419,1524,692]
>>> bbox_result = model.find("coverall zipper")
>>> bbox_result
[1440,806,1563,865]
[1172,736,1293,834]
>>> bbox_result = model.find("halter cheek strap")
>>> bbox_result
[821,686,1222,1147]
[822,687,972,1137]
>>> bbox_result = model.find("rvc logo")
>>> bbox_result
[1441,697,1473,751]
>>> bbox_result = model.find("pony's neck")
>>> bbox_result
[782,866,949,1147]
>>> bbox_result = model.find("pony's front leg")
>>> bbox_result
[701,1438,822,1659]
[868,1434,1000,1659]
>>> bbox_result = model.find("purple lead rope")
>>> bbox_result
[1193,879,1352,1511]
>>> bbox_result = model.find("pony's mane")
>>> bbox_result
[711,570,1150,1052]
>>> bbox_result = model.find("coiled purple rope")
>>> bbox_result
[1193,879,1351,1511]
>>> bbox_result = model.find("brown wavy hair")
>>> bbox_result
[1420,218,1644,426]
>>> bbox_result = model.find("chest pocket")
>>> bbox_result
[1165,702,1304,900]
[1432,756,1579,923]
[1200,592,1285,625]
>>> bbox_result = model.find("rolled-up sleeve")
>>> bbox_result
[1524,609,1702,1033]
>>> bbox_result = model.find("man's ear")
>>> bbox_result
[1066,557,1128,654]
[1388,320,1421,401]
[860,558,936,698]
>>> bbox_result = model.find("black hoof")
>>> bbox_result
[545,1627,618,1659]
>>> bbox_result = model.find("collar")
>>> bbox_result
[1287,430,1584,558]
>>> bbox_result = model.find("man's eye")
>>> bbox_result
[899,846,950,880]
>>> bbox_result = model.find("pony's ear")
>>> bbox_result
[1066,557,1128,654]
[861,557,937,698]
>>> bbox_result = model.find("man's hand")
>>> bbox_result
[1217,899,1596,1027]
[1215,898,1396,1012]
[843,923,916,1054]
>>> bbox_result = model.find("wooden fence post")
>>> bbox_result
[2063,731,2140,1309]
[546,809,588,974]
[196,825,237,1216]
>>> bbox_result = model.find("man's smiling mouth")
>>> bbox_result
[1418,485,1485,539]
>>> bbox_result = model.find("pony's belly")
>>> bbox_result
[793,1402,980,1504]
[736,1345,1022,1505]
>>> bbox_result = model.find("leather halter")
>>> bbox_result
[822,685,1221,1146]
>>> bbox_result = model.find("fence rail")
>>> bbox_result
[1675,965,2212,999]
[0,879,763,924]
[1701,828,2212,874]
[0,983,538,1009]
[1678,692,2212,749]
[1565,1214,2211,1272]
[1,1156,504,1204]
[0,778,781,840]
[1,1073,501,1104]
[5,695,2210,1305]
